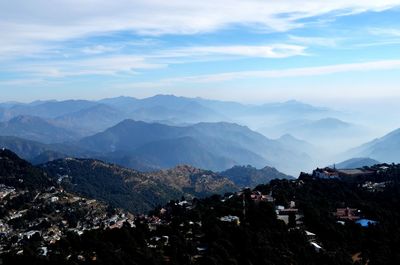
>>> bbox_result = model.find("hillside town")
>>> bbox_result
[1,149,398,264]
[0,184,134,256]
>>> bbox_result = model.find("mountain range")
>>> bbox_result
[0,115,80,143]
[345,128,400,163]
[3,95,398,176]
[0,95,335,136]
[258,117,363,140]
[1,148,295,213]
[78,120,313,174]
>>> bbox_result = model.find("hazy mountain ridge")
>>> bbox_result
[0,135,100,165]
[346,128,400,163]
[0,115,80,143]
[0,95,336,137]
[0,100,98,120]
[258,117,362,139]
[334,157,380,169]
[54,103,126,134]
[0,95,368,175]
[79,119,312,174]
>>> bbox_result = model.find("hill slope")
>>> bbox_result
[220,165,293,187]
[41,158,238,213]
[0,148,53,189]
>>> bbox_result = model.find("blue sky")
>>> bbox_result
[1,0,400,105]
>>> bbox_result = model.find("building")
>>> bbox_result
[337,169,375,178]
[313,168,339,179]
[250,191,274,203]
[334,207,360,221]
[219,215,240,225]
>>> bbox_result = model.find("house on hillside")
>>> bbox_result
[276,205,303,227]
[313,168,339,179]
[313,167,375,180]
[250,191,274,203]
[334,207,360,221]
[337,169,375,178]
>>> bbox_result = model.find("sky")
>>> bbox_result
[1,0,400,106]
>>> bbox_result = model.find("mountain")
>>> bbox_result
[79,120,185,152]
[41,158,237,213]
[334,157,380,169]
[55,104,126,134]
[258,117,365,155]
[260,117,360,138]
[346,128,400,163]
[78,120,268,171]
[79,120,312,174]
[2,99,97,120]
[0,148,53,189]
[0,115,80,143]
[99,95,227,124]
[0,136,63,161]
[254,100,330,116]
[192,98,330,118]
[220,165,293,188]
[146,164,237,196]
[0,106,4,121]
[0,95,334,130]
[275,134,316,155]
[130,136,237,170]
[98,96,139,112]
[0,135,94,165]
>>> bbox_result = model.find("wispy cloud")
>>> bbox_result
[369,27,400,37]
[288,35,340,48]
[126,59,400,87]
[2,0,400,58]
[81,45,121,55]
[1,43,306,79]
[154,44,307,59]
[4,56,166,78]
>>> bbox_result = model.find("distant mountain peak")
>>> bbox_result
[334,157,380,169]
[279,133,296,140]
[284,99,302,104]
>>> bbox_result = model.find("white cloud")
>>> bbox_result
[1,43,306,79]
[369,27,400,37]
[81,45,120,55]
[155,44,307,59]
[127,59,400,86]
[4,56,166,78]
[1,0,400,57]
[288,35,340,47]
[0,78,45,86]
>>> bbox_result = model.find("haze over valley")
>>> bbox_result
[0,94,398,176]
